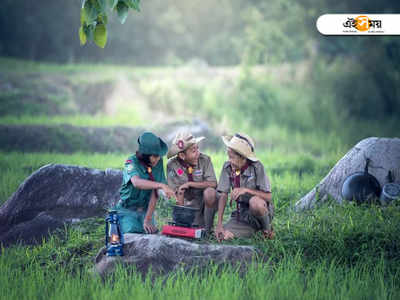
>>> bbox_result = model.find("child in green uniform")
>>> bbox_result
[215,133,274,241]
[114,132,175,234]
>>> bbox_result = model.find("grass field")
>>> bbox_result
[1,148,400,299]
[1,58,399,299]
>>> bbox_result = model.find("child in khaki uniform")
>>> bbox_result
[167,132,218,234]
[215,133,274,241]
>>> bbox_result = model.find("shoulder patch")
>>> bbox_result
[176,168,184,176]
[125,164,134,172]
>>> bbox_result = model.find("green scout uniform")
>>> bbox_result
[217,160,273,238]
[114,154,167,234]
[167,153,217,227]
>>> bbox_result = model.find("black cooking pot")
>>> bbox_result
[341,158,381,204]
[172,205,199,227]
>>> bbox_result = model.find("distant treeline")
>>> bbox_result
[1,0,400,66]
[0,0,245,65]
[1,0,399,141]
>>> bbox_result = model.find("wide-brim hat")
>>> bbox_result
[137,132,168,156]
[222,133,258,162]
[167,131,205,159]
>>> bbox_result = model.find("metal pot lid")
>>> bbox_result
[382,183,400,198]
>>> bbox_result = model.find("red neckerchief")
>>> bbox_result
[138,160,158,197]
[231,162,250,188]
[230,162,250,221]
[177,158,194,182]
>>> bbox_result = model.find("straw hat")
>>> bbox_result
[167,131,205,159]
[222,133,258,162]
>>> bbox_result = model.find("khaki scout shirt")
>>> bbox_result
[167,153,217,200]
[217,161,271,203]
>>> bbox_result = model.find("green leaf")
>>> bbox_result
[115,1,129,24]
[107,0,118,9]
[97,0,107,12]
[94,23,107,48]
[131,0,140,11]
[79,26,87,45]
[99,14,108,25]
[80,8,86,25]
[83,23,95,41]
[84,0,97,23]
[123,0,140,11]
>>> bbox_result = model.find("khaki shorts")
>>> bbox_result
[184,190,218,227]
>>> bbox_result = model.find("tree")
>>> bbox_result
[79,0,140,48]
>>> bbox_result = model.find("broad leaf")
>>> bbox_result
[83,23,95,41]
[84,0,97,23]
[115,1,129,24]
[94,23,107,48]
[80,8,86,25]
[97,0,107,12]
[79,26,87,45]
[108,0,118,9]
[130,0,140,11]
[99,14,108,25]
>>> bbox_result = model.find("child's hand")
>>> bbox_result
[161,184,175,199]
[143,218,158,234]
[231,188,247,201]
[215,224,225,242]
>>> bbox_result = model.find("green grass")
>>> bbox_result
[0,114,143,128]
[1,225,399,300]
[1,148,400,299]
[0,57,160,75]
[1,57,399,299]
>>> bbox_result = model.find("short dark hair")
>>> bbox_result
[136,151,152,165]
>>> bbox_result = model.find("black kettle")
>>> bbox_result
[341,158,381,204]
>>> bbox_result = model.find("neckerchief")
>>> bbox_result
[177,158,194,182]
[230,162,250,221]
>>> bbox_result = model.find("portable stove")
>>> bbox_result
[161,205,204,239]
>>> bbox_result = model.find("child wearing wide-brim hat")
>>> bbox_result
[215,133,274,241]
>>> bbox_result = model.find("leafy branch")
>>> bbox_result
[79,0,140,48]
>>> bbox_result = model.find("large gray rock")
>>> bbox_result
[0,164,122,246]
[94,233,261,278]
[295,137,400,210]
